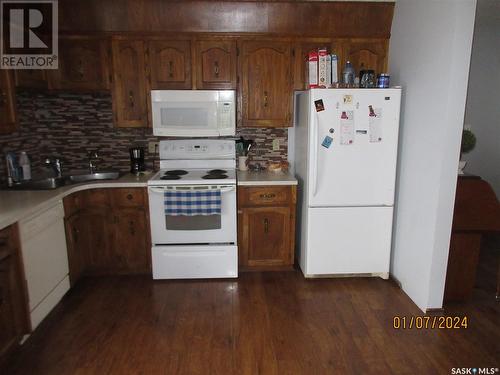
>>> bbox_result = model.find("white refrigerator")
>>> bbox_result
[293,88,401,278]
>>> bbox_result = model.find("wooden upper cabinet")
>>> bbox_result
[14,70,47,89]
[239,41,292,128]
[148,40,191,89]
[293,40,342,90]
[111,39,149,128]
[49,37,110,90]
[0,70,17,134]
[343,39,388,76]
[195,40,237,89]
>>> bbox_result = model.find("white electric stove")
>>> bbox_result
[147,139,238,279]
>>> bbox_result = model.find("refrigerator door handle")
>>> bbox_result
[312,114,319,197]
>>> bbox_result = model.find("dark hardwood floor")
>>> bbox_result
[2,253,499,375]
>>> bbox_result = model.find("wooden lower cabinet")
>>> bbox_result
[0,225,30,363]
[65,213,89,286]
[238,185,296,270]
[63,188,151,283]
[111,208,150,273]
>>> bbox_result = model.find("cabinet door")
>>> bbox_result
[343,39,388,76]
[49,37,110,90]
[195,40,236,89]
[111,208,150,273]
[64,214,88,286]
[0,258,17,357]
[239,41,292,127]
[84,209,113,273]
[241,206,292,267]
[293,40,343,90]
[14,70,47,89]
[0,70,17,134]
[111,39,149,127]
[148,40,191,89]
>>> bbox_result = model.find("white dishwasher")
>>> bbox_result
[19,201,70,329]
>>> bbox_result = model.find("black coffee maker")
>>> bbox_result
[129,147,145,174]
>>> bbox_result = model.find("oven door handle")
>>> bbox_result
[149,186,236,194]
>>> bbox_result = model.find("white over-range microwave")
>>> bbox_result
[151,90,236,137]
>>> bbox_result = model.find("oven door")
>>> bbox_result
[148,185,237,244]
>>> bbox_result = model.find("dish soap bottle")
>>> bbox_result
[342,61,355,88]
[19,151,31,181]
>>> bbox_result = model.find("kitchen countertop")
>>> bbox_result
[0,172,152,230]
[1,170,299,230]
[237,170,298,186]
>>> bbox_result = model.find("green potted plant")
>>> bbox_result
[459,129,476,174]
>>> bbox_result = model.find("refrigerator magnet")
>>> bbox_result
[340,110,355,145]
[369,107,383,142]
[321,135,333,148]
[314,99,325,112]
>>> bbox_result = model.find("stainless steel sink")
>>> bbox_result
[66,171,120,183]
[8,177,66,190]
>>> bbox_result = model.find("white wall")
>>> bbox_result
[463,0,500,197]
[389,0,476,311]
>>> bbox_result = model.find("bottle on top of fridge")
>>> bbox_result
[342,61,355,87]
[19,151,31,180]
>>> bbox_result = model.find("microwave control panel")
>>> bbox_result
[218,102,233,129]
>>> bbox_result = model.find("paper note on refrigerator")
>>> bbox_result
[369,107,383,142]
[340,111,354,145]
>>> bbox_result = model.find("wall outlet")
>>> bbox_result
[148,141,158,154]
[272,139,280,151]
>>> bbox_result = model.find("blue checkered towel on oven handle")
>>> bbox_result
[164,190,222,216]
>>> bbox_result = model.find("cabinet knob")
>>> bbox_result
[127,194,133,200]
[214,61,220,77]
[263,91,269,108]
[128,90,134,108]
[169,61,174,78]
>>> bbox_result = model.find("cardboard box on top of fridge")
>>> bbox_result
[331,54,338,84]
[318,48,328,88]
[307,50,319,88]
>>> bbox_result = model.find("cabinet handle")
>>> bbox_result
[128,90,134,108]
[129,221,135,236]
[126,194,133,200]
[77,59,84,78]
[263,91,269,108]
[73,228,79,244]
[214,61,219,77]
[169,61,174,78]
[264,218,269,234]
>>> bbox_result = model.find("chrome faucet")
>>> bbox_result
[45,157,63,178]
[88,151,99,173]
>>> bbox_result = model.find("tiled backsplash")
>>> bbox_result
[0,91,288,184]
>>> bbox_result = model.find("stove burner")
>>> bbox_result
[202,174,228,180]
[207,169,227,175]
[165,170,188,176]
[160,175,182,180]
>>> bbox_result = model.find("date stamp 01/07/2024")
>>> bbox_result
[392,315,469,330]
